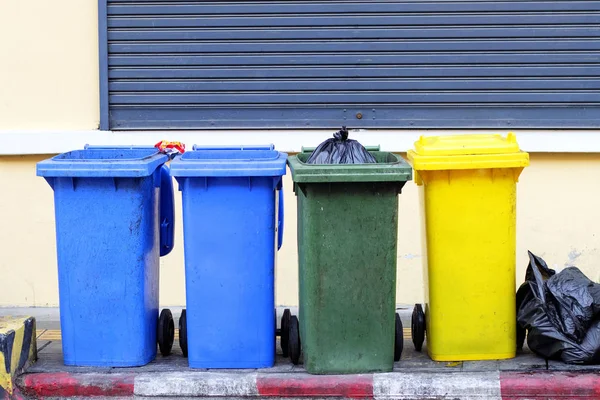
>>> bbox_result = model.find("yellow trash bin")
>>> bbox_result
[407,133,529,362]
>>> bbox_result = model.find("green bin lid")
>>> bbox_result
[287,149,412,184]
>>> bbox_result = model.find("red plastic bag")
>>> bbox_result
[155,140,185,155]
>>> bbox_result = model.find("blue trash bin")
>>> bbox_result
[170,145,287,368]
[37,147,176,367]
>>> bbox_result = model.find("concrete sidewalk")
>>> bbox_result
[9,308,600,399]
[18,336,600,399]
[16,334,600,396]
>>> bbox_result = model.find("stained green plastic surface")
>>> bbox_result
[287,151,412,184]
[288,151,412,374]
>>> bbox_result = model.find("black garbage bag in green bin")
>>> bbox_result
[285,146,412,374]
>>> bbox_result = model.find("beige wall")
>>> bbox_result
[0,0,99,130]
[1,0,599,308]
[1,154,599,307]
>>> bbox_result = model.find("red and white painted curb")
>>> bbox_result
[18,373,134,398]
[18,370,600,399]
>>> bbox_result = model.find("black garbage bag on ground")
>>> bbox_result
[306,126,376,164]
[517,251,600,364]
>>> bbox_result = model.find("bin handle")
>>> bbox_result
[159,165,175,257]
[300,145,380,153]
[192,144,275,151]
[277,179,284,251]
[84,144,152,149]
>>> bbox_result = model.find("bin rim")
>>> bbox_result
[407,133,530,171]
[287,150,412,183]
[169,147,287,177]
[192,144,275,151]
[36,148,168,178]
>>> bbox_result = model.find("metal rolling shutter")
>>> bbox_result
[105,1,600,129]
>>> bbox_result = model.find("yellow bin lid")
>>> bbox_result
[407,132,530,171]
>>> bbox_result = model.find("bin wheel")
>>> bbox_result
[281,309,291,357]
[394,313,404,362]
[288,315,301,365]
[179,309,188,357]
[158,309,175,356]
[412,304,426,352]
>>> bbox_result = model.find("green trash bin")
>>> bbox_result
[285,146,412,374]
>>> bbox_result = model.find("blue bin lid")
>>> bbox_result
[192,144,275,151]
[169,146,287,177]
[36,148,168,178]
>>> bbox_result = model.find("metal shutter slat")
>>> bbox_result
[106,0,600,129]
